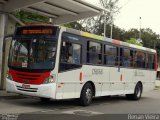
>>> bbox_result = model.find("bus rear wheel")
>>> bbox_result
[80,83,93,106]
[126,83,142,100]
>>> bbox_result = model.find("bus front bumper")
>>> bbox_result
[6,78,56,99]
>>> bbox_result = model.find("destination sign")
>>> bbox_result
[15,26,58,36]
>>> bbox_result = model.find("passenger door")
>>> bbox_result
[56,33,82,99]
[104,45,124,95]
[120,48,135,93]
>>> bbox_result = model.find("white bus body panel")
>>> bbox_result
[56,65,156,99]
[6,78,57,99]
[56,69,83,99]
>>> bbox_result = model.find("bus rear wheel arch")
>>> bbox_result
[126,82,143,100]
[79,82,95,106]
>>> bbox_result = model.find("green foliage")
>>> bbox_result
[63,22,85,31]
[123,29,139,41]
[14,11,49,24]
[124,28,159,49]
[104,24,125,41]
[141,28,158,48]
[80,0,120,35]
[126,38,143,46]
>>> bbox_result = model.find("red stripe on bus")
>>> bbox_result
[112,39,121,44]
[9,69,50,85]
[155,51,158,71]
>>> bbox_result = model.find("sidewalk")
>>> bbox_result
[155,80,160,88]
[0,90,19,98]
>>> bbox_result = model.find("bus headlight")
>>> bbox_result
[43,75,55,84]
[7,73,13,81]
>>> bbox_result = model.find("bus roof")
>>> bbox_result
[19,24,156,53]
[62,26,156,53]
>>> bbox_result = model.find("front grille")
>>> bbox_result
[16,73,40,81]
[16,86,38,92]
[10,69,50,84]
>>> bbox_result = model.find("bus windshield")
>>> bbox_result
[9,38,57,71]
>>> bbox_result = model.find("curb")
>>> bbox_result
[0,91,19,97]
[155,80,160,89]
[154,86,160,90]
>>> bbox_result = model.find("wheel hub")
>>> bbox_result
[86,88,92,102]
[136,86,141,98]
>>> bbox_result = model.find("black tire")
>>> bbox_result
[80,83,93,106]
[40,97,50,102]
[126,83,142,100]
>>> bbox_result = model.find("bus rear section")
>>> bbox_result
[6,25,59,99]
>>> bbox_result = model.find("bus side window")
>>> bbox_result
[59,41,82,72]
[120,48,132,68]
[130,50,134,67]
[87,41,102,64]
[104,45,118,66]
[135,51,145,68]
[147,54,155,69]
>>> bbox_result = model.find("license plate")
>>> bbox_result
[22,84,30,89]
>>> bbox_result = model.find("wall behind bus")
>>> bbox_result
[0,16,17,90]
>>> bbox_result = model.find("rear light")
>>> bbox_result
[156,64,158,71]
[79,72,82,81]
[155,51,158,71]
[43,75,55,84]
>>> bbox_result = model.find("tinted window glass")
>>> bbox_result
[87,41,102,64]
[120,48,133,67]
[9,39,57,70]
[104,45,118,66]
[88,42,101,53]
[135,51,145,68]
[59,36,82,72]
[146,54,155,69]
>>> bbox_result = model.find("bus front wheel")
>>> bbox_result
[80,83,93,106]
[126,83,142,100]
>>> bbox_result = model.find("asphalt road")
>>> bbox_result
[0,89,160,120]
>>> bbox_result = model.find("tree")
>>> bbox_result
[126,38,143,46]
[123,29,139,41]
[141,28,159,48]
[13,0,120,39]
[122,28,159,49]
[79,0,120,36]
[14,10,49,24]
[63,22,85,31]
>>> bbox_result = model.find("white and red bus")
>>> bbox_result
[6,24,157,106]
